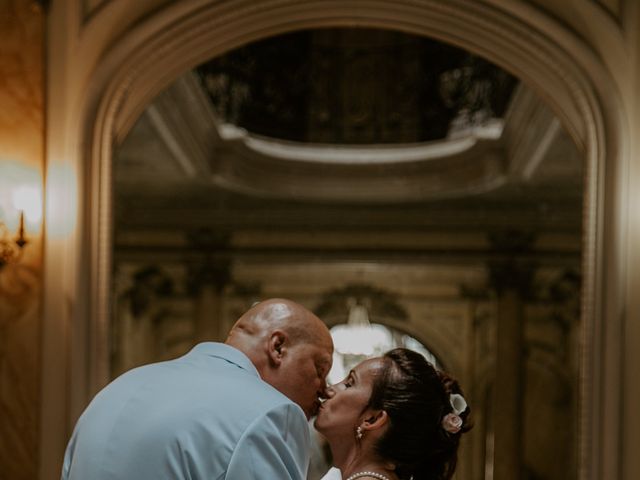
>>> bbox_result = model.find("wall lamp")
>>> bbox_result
[0,161,42,268]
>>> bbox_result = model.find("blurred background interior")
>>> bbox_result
[111,28,582,480]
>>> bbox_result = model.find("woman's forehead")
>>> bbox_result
[355,357,385,376]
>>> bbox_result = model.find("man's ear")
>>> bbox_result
[361,410,389,433]
[267,330,287,366]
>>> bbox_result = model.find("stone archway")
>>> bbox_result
[44,2,628,479]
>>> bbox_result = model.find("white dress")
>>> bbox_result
[320,467,343,480]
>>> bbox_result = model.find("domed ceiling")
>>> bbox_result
[196,28,517,144]
[113,28,583,243]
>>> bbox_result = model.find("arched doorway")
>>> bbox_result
[42,2,628,479]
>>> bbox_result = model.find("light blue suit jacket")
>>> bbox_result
[62,343,311,479]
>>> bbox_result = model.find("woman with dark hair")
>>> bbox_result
[315,348,471,480]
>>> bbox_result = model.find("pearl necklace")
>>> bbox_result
[345,471,391,480]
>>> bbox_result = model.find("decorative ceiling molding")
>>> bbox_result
[112,243,581,268]
[211,135,507,203]
[113,198,583,232]
[144,73,218,179]
[135,70,513,202]
[228,127,503,165]
[503,85,562,181]
[120,71,581,204]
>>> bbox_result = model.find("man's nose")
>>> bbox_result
[321,385,335,399]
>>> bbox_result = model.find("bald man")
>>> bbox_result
[62,299,334,480]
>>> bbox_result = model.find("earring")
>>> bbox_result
[356,426,363,440]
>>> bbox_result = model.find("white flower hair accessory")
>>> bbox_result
[442,413,463,434]
[441,393,468,434]
[449,393,467,415]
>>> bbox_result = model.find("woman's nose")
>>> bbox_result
[324,385,336,398]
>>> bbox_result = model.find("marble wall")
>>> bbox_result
[0,1,45,479]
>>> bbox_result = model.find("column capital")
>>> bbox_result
[487,259,536,296]
[186,261,231,295]
[125,266,174,318]
[487,229,537,295]
[185,227,232,295]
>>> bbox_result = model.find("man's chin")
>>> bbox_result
[306,402,321,419]
[311,404,328,423]
[313,415,327,434]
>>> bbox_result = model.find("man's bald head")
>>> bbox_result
[227,299,328,347]
[226,298,333,418]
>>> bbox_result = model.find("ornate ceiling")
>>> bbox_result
[113,28,583,257]
[195,28,517,144]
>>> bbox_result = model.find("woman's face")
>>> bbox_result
[314,357,385,441]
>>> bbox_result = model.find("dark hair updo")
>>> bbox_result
[367,348,471,480]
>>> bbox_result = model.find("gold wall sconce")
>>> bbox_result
[0,161,42,268]
[0,209,28,267]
